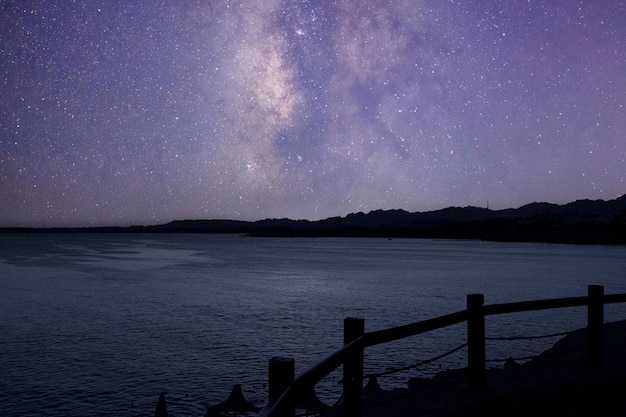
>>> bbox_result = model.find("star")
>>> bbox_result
[1,1,624,227]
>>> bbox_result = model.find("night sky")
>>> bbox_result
[1,1,625,227]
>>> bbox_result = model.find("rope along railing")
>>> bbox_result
[360,331,584,410]
[485,329,574,341]
[362,329,572,385]
[364,342,468,379]
[357,355,474,412]
[484,329,578,364]
[257,285,626,417]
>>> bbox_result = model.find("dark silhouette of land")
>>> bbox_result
[2,195,625,244]
[364,320,626,417]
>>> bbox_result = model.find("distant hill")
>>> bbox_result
[240,195,626,243]
[2,195,625,244]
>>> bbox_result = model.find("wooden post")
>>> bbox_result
[467,293,486,391]
[343,317,364,417]
[268,357,295,417]
[587,284,604,369]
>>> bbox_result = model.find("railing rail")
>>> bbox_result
[362,310,468,347]
[257,285,626,417]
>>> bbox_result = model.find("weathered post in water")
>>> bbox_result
[587,284,604,369]
[268,357,295,417]
[343,317,364,417]
[467,293,486,391]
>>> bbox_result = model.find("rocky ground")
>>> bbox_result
[361,320,626,417]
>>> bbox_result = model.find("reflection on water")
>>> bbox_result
[1,234,625,415]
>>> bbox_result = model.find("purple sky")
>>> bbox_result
[1,1,625,227]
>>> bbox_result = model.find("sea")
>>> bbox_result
[1,233,625,416]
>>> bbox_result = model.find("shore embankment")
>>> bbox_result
[362,320,626,416]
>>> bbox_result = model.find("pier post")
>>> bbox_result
[268,357,295,417]
[587,284,604,369]
[467,293,486,391]
[343,317,364,417]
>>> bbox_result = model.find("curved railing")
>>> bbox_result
[257,285,626,417]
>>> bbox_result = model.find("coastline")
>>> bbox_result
[2,195,624,245]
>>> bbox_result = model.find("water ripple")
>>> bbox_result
[2,235,626,415]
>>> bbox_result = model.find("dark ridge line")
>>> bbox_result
[1,195,625,244]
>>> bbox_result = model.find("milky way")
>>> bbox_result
[1,1,625,227]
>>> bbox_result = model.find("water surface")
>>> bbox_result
[1,234,625,416]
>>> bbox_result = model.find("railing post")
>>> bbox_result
[587,284,604,369]
[268,357,295,417]
[343,317,364,417]
[467,293,486,391]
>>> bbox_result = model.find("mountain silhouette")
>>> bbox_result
[3,195,625,244]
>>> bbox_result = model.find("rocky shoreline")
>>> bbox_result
[362,320,626,416]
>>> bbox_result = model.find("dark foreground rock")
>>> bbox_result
[363,320,626,417]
